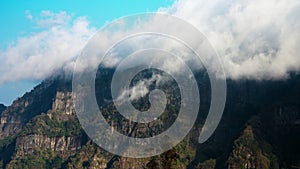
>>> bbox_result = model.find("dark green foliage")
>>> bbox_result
[20,114,81,137]
[64,118,82,136]
[227,126,279,169]
[0,136,16,168]
[50,156,63,169]
[7,151,64,169]
[82,161,90,167]
[8,155,47,169]
[0,137,14,151]
[0,104,6,114]
[65,142,112,169]
[196,159,216,169]
[147,149,182,169]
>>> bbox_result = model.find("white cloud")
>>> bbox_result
[2,1,300,84]
[116,74,165,102]
[163,0,300,79]
[0,11,96,84]
[80,0,300,80]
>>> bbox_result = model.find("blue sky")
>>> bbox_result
[0,0,175,105]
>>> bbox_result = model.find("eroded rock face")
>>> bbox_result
[0,99,31,138]
[48,91,75,121]
[52,92,74,115]
[12,92,80,158]
[0,79,60,139]
[0,90,75,139]
[0,115,22,138]
[15,134,82,158]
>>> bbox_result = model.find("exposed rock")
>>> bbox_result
[0,78,63,139]
[15,134,82,158]
[47,91,75,121]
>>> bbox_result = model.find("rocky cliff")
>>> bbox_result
[15,134,81,157]
[0,77,71,139]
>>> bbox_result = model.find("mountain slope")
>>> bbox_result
[0,72,299,168]
[0,104,6,115]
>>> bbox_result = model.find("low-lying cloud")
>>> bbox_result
[164,0,300,79]
[1,0,300,84]
[116,73,168,102]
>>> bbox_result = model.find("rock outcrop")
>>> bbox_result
[15,134,81,158]
[0,78,63,138]
[47,91,75,121]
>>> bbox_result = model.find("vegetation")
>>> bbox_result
[1,71,300,168]
[7,153,64,169]
[227,126,279,169]
[20,113,82,137]
[64,142,112,169]
[0,136,15,151]
[196,159,216,169]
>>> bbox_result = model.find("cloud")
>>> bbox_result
[77,0,300,80]
[116,73,165,102]
[36,10,71,27]
[162,0,300,79]
[2,1,300,84]
[0,11,96,84]
[25,10,33,20]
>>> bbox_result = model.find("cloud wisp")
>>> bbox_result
[116,73,169,102]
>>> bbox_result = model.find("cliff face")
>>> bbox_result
[49,92,75,120]
[12,91,81,157]
[0,87,85,169]
[0,77,71,139]
[0,98,31,139]
[15,134,81,157]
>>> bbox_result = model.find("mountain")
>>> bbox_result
[0,70,299,169]
[0,105,6,115]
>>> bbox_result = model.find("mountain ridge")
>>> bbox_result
[0,71,299,168]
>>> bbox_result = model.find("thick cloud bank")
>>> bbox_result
[1,0,300,84]
[164,0,300,79]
